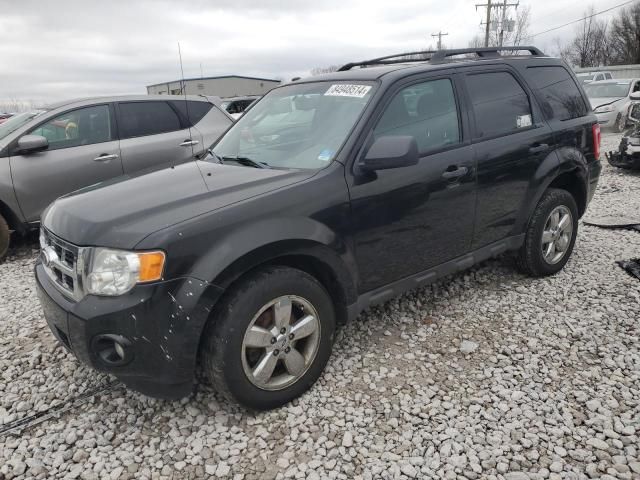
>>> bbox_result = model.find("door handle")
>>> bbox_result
[179,140,200,147]
[528,143,549,154]
[93,153,119,162]
[442,166,469,180]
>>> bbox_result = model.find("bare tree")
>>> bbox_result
[557,7,610,68]
[609,2,640,65]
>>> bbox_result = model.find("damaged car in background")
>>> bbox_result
[606,90,640,170]
[584,78,640,132]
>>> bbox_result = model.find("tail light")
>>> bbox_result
[593,123,601,160]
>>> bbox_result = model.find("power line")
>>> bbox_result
[531,0,636,38]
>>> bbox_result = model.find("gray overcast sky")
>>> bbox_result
[0,0,629,103]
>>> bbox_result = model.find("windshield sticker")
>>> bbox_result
[324,84,372,98]
[317,149,334,162]
[517,114,532,128]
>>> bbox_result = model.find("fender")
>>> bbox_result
[193,217,358,302]
[514,146,588,234]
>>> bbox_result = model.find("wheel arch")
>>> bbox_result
[517,149,589,235]
[209,239,357,325]
[0,198,27,235]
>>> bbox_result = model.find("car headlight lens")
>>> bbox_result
[86,248,165,296]
[594,104,615,113]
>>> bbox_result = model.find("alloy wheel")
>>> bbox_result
[241,295,321,391]
[541,205,573,265]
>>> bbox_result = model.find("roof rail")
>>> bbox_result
[337,46,545,71]
[338,50,437,71]
[430,46,544,62]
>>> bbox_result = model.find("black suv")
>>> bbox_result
[35,47,602,410]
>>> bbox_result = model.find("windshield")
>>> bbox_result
[584,82,631,98]
[0,111,45,141]
[212,81,375,169]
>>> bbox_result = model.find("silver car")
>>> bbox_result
[584,79,640,132]
[0,95,233,260]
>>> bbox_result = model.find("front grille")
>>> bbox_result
[40,228,83,301]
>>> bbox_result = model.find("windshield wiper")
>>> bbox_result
[221,155,271,169]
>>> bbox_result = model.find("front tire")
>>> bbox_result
[516,188,579,277]
[0,214,10,263]
[201,266,336,410]
[616,112,627,133]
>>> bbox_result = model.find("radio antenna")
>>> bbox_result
[178,42,195,158]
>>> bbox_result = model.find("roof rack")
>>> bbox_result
[338,46,545,71]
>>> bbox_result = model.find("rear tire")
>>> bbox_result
[0,214,10,263]
[516,188,578,277]
[201,266,336,410]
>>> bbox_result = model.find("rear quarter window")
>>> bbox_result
[170,100,213,126]
[526,66,588,121]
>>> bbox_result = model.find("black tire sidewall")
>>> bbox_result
[206,267,336,410]
[616,113,626,133]
[527,190,579,276]
[0,215,10,262]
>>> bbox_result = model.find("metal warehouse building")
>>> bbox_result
[146,75,281,97]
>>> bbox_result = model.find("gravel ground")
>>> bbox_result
[1,132,639,480]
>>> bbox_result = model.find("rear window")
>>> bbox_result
[118,101,182,139]
[527,66,588,121]
[465,71,532,139]
[170,100,212,126]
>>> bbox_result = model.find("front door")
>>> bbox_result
[116,100,199,174]
[347,76,477,292]
[11,103,123,222]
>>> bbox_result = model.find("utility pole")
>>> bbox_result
[498,0,519,47]
[476,0,518,47]
[431,31,449,50]
[475,0,493,47]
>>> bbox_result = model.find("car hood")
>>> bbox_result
[43,160,314,249]
[590,97,623,109]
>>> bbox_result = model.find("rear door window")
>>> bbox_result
[118,101,182,139]
[526,66,588,120]
[169,100,213,126]
[465,71,532,139]
[29,104,113,151]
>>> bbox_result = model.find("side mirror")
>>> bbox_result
[17,134,48,154]
[630,91,640,101]
[360,135,419,171]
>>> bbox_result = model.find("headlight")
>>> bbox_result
[594,104,615,113]
[86,248,165,296]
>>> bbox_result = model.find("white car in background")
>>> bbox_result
[576,71,613,85]
[584,78,640,132]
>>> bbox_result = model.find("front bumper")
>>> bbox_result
[35,262,223,399]
[606,137,640,170]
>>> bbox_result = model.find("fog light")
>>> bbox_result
[92,334,132,366]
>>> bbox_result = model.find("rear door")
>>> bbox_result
[10,103,123,222]
[462,67,556,249]
[116,100,197,174]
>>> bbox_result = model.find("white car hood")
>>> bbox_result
[590,97,623,109]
